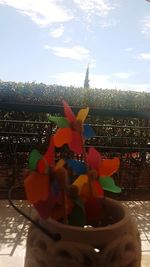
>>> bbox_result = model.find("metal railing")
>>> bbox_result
[0,103,150,199]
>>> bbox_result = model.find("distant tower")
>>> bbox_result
[84,64,90,88]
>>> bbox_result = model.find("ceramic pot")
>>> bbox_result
[25,198,141,267]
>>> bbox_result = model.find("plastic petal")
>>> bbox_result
[87,147,101,171]
[80,180,104,200]
[92,180,104,198]
[63,100,76,123]
[99,177,122,193]
[48,116,69,128]
[50,197,73,220]
[76,107,89,122]
[68,130,83,154]
[68,198,86,226]
[83,124,95,139]
[29,149,42,170]
[34,187,59,219]
[85,197,103,225]
[24,172,49,204]
[99,157,120,177]
[54,128,72,147]
[55,159,65,170]
[37,159,47,174]
[44,136,55,167]
[67,159,87,175]
[73,174,88,192]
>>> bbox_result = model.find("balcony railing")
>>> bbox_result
[0,103,150,199]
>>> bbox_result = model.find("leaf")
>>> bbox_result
[48,116,69,128]
[99,157,120,177]
[68,130,83,154]
[29,149,42,170]
[76,107,89,122]
[24,172,49,204]
[99,177,122,193]
[87,147,101,171]
[67,159,87,175]
[83,124,95,139]
[54,128,72,147]
[73,174,88,192]
[63,100,76,123]
[68,198,86,226]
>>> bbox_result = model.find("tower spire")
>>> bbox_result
[84,64,90,88]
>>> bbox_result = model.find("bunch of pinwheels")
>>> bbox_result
[24,100,121,227]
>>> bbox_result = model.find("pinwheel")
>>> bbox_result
[48,100,95,154]
[71,147,121,199]
[24,137,70,220]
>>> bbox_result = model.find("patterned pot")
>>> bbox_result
[25,198,141,267]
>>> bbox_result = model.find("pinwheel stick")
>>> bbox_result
[55,167,68,224]
[80,126,93,196]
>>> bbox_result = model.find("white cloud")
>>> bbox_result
[141,15,150,37]
[113,72,132,79]
[136,53,150,60]
[50,24,64,38]
[125,47,133,52]
[73,0,116,17]
[44,45,90,61]
[50,72,113,88]
[0,0,73,26]
[49,71,150,92]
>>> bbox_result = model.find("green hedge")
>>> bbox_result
[0,81,150,111]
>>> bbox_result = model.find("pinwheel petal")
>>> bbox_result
[24,172,49,204]
[63,100,76,123]
[68,130,83,154]
[99,177,122,193]
[34,187,59,219]
[92,180,104,198]
[85,196,103,225]
[48,116,69,128]
[54,128,72,147]
[73,174,88,192]
[67,159,87,175]
[37,159,48,174]
[50,197,73,220]
[83,124,95,139]
[68,198,86,227]
[44,136,55,167]
[76,107,89,122]
[29,149,42,171]
[55,159,65,170]
[87,147,102,171]
[99,157,120,177]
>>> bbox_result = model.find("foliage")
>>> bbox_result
[0,81,150,111]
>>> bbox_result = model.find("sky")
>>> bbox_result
[0,0,150,91]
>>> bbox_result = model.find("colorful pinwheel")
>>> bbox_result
[48,100,95,154]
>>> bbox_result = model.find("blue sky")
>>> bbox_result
[0,0,150,91]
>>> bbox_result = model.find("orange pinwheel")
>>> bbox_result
[51,100,91,154]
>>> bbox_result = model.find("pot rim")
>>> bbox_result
[41,197,129,233]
